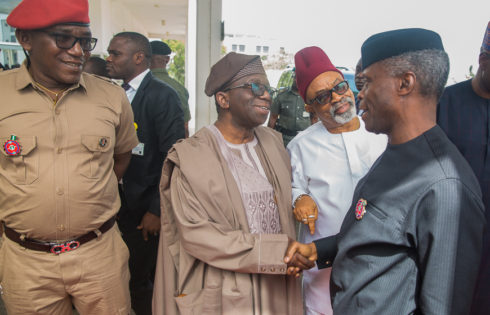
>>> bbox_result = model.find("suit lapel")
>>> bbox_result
[130,72,152,121]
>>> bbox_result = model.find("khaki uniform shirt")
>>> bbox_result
[151,68,191,122]
[0,64,139,241]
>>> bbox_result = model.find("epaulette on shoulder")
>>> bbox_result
[277,88,289,95]
[85,72,118,86]
[276,88,290,97]
[0,67,19,77]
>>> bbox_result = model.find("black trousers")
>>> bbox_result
[118,188,159,315]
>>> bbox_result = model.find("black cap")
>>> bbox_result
[150,41,171,55]
[361,28,444,70]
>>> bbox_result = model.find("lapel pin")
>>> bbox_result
[355,198,367,220]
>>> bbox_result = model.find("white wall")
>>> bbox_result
[88,0,223,133]
[89,0,149,56]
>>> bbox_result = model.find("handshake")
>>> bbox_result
[283,194,319,277]
[283,239,318,277]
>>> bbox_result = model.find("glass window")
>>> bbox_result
[256,46,261,53]
[232,44,237,51]
[239,45,245,52]
[263,46,269,54]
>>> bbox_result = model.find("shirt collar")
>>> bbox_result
[15,61,87,92]
[127,68,150,92]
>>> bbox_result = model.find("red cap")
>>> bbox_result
[7,0,90,30]
[294,46,343,102]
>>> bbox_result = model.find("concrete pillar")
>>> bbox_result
[185,0,194,133]
[191,0,222,132]
[88,0,113,56]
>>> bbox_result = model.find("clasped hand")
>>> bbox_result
[137,212,161,241]
[284,238,317,277]
[293,195,318,235]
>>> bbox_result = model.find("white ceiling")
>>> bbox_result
[119,0,188,40]
[0,0,188,40]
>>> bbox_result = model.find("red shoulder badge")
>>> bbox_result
[4,135,21,156]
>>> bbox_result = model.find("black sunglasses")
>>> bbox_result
[308,80,350,105]
[40,31,98,52]
[224,82,277,98]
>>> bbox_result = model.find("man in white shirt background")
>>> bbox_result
[288,46,387,315]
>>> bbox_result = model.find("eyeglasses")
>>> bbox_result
[308,80,350,105]
[224,82,277,98]
[40,31,98,52]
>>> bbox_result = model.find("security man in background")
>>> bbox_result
[437,21,490,315]
[106,32,185,315]
[150,40,191,137]
[0,0,139,314]
[268,71,311,146]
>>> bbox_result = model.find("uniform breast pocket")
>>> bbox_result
[0,136,39,185]
[80,135,112,179]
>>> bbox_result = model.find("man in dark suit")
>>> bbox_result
[106,32,185,315]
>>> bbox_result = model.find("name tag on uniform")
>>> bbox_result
[302,111,309,118]
[132,143,145,156]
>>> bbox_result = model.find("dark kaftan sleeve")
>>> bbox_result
[314,234,338,269]
[413,179,485,315]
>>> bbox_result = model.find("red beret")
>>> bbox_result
[7,0,90,30]
[294,46,343,102]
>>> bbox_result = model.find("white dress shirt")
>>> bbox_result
[287,119,387,315]
[124,69,150,103]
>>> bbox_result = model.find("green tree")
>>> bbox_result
[167,39,186,85]
[466,65,475,79]
[276,68,295,90]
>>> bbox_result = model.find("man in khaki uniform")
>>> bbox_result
[0,0,139,314]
